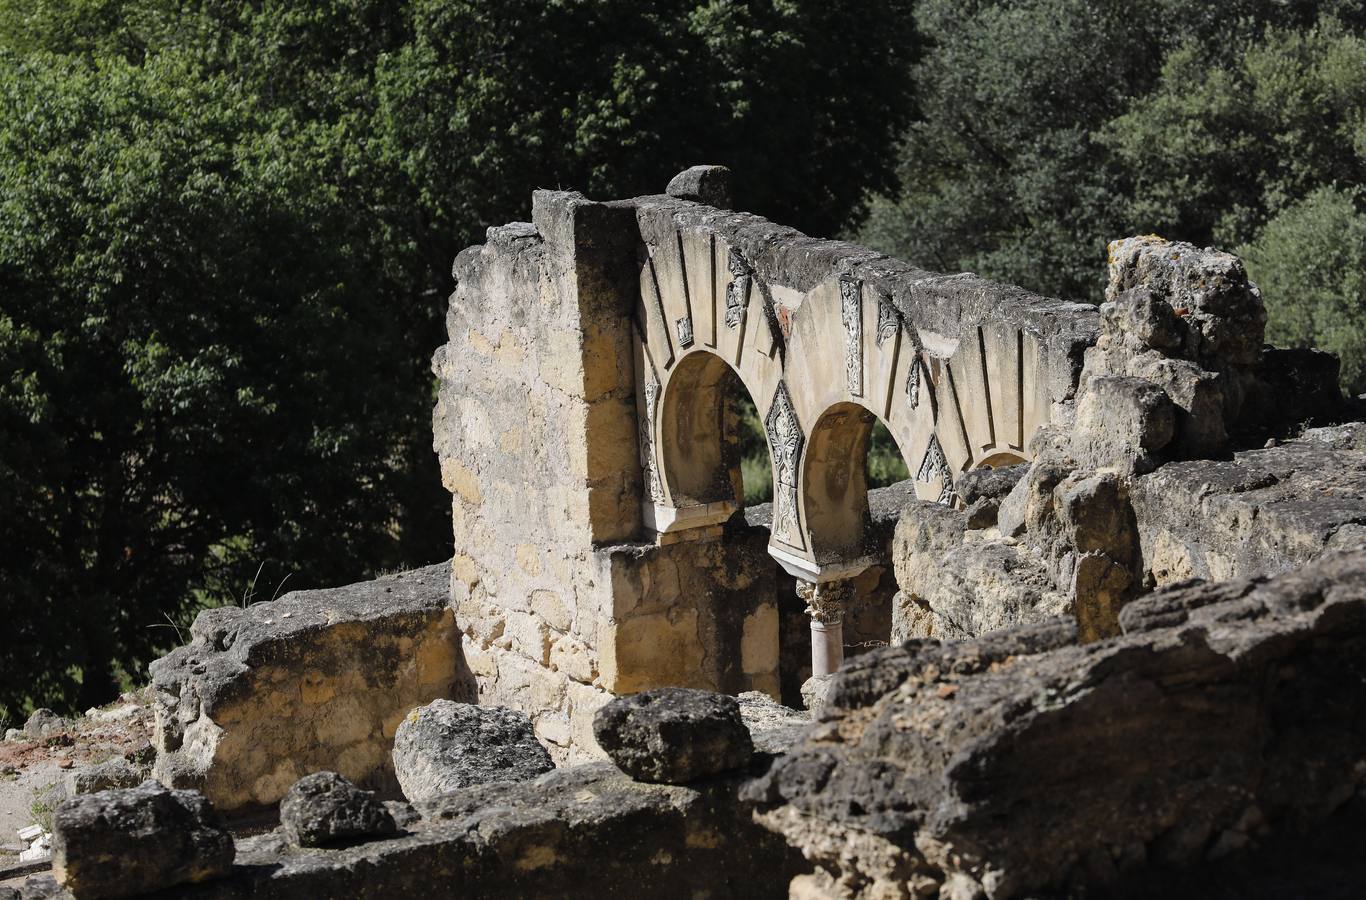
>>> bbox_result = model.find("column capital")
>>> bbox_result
[796,579,854,626]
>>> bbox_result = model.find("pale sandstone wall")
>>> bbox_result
[433,194,636,760]
[433,191,784,761]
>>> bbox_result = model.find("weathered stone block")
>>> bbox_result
[63,759,143,797]
[279,771,396,848]
[1131,423,1366,588]
[392,700,554,803]
[149,562,465,814]
[736,691,808,755]
[52,781,234,899]
[593,688,753,784]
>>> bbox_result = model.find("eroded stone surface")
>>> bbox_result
[736,691,807,755]
[751,550,1366,899]
[63,759,143,797]
[392,700,553,803]
[51,781,233,899]
[149,562,464,815]
[664,165,734,208]
[280,771,396,848]
[593,689,753,784]
[45,764,805,900]
[1132,423,1366,586]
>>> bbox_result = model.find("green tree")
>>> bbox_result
[1241,187,1366,392]
[0,52,433,715]
[0,0,919,720]
[861,0,1366,303]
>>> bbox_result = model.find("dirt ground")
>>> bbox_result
[0,691,154,888]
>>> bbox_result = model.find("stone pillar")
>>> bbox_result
[797,580,853,677]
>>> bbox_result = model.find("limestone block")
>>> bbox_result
[741,603,780,675]
[566,680,612,762]
[607,608,705,694]
[392,701,554,803]
[665,165,734,207]
[504,610,552,666]
[149,562,466,815]
[531,588,572,633]
[280,771,396,848]
[593,689,753,784]
[52,782,234,899]
[550,634,596,684]
[737,691,808,755]
[1131,423,1366,588]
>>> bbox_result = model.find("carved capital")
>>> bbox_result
[797,579,854,625]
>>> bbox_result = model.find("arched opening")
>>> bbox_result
[775,404,909,701]
[977,450,1027,469]
[867,419,910,488]
[650,350,788,703]
[658,352,747,508]
[802,403,879,564]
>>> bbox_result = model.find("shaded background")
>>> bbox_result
[0,0,1361,721]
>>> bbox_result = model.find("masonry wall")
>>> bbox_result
[433,191,788,761]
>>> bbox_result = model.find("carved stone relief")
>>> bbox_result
[840,276,863,396]
[638,377,663,503]
[764,381,804,546]
[876,294,898,347]
[725,248,751,330]
[915,433,956,506]
[676,315,694,349]
[796,579,853,626]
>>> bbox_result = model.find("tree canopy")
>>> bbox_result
[862,0,1366,390]
[0,0,918,721]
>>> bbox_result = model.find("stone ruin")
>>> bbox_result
[18,167,1366,899]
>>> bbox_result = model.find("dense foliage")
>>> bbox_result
[862,0,1366,389]
[3,0,1362,724]
[0,0,917,720]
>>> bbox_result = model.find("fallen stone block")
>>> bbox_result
[593,688,752,784]
[280,771,396,848]
[22,710,64,740]
[51,781,234,899]
[63,759,143,797]
[149,561,466,815]
[392,700,553,803]
[1132,423,1366,587]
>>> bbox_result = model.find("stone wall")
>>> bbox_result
[430,173,1102,748]
[434,191,795,761]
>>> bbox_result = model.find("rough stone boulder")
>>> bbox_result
[51,781,234,899]
[664,164,734,208]
[63,759,143,797]
[391,700,553,803]
[593,688,753,784]
[280,771,396,847]
[736,691,808,755]
[149,561,465,815]
[749,550,1366,899]
[23,709,65,740]
[891,499,1068,641]
[1132,422,1366,587]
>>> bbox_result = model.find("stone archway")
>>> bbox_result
[629,210,1086,676]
